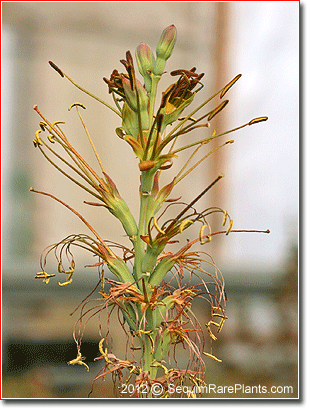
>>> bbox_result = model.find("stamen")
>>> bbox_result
[39,121,47,131]
[222,210,228,226]
[226,219,234,235]
[68,352,89,371]
[179,219,194,233]
[199,225,211,245]
[49,61,64,77]
[58,278,73,286]
[68,102,86,111]
[33,130,43,147]
[203,352,222,363]
[220,74,242,98]
[153,216,166,235]
[249,116,268,125]
[208,100,229,121]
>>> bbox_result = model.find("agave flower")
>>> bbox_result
[31,25,269,398]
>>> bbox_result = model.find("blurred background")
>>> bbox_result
[2,1,299,399]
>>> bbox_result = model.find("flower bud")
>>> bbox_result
[122,76,149,131]
[122,76,148,111]
[122,76,138,111]
[156,25,177,60]
[122,102,139,139]
[154,25,177,75]
[105,254,137,286]
[149,254,177,286]
[136,42,155,92]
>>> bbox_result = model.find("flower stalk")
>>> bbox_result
[32,25,269,398]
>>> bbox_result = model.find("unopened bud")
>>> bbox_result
[154,25,177,75]
[122,76,138,111]
[136,42,155,92]
[122,76,149,131]
[122,76,148,112]
[156,25,177,60]
[122,102,139,139]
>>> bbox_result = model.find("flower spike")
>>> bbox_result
[33,25,269,397]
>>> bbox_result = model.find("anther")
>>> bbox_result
[49,61,64,77]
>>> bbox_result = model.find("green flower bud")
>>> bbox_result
[136,42,155,92]
[156,25,177,60]
[122,76,138,111]
[122,102,140,138]
[154,25,177,75]
[149,254,177,286]
[142,243,166,274]
[122,76,149,131]
[108,196,138,239]
[106,254,137,285]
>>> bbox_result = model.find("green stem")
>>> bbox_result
[143,309,158,383]
[133,170,155,288]
[148,74,161,129]
[133,192,148,287]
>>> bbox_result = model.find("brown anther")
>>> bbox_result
[48,61,64,77]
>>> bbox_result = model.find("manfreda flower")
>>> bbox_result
[32,24,269,398]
